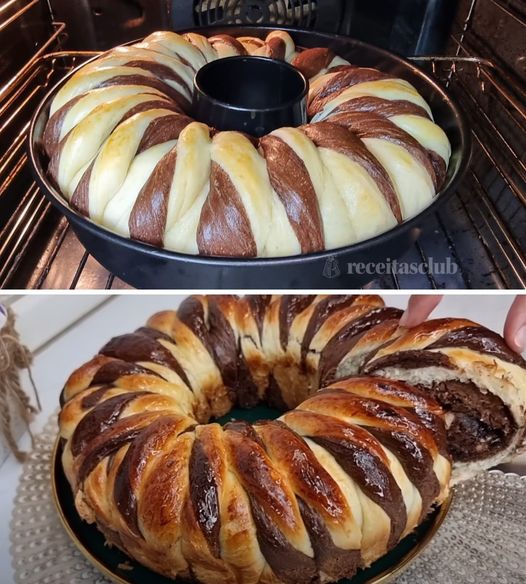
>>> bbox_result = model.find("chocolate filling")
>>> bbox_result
[422,380,517,462]
[362,349,454,374]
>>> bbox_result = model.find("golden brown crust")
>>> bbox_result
[59,296,526,583]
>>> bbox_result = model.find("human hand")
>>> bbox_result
[399,295,526,353]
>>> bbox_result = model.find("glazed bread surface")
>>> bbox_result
[58,295,526,583]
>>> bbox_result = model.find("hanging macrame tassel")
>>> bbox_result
[0,305,41,462]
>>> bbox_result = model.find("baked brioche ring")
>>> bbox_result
[59,295,526,583]
[43,30,451,257]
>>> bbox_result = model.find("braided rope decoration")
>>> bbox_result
[0,306,40,462]
[43,30,451,257]
[58,295,526,583]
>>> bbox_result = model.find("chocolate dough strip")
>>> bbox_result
[224,419,266,450]
[246,295,272,339]
[298,498,361,581]
[209,34,247,55]
[178,296,258,407]
[225,427,317,584]
[329,96,431,121]
[42,95,83,158]
[114,415,185,537]
[98,74,188,112]
[428,325,526,368]
[328,112,439,190]
[318,306,403,385]
[81,385,113,409]
[137,113,192,153]
[256,420,348,520]
[249,499,318,584]
[300,295,358,368]
[177,296,215,355]
[70,161,94,216]
[118,99,180,123]
[92,360,161,386]
[310,433,406,549]
[207,298,239,395]
[129,146,177,247]
[197,162,257,257]
[212,299,262,408]
[301,122,402,222]
[279,295,316,351]
[367,428,439,520]
[291,48,335,79]
[188,434,221,557]
[77,413,154,484]
[266,36,287,60]
[308,66,392,116]
[362,349,454,374]
[124,59,193,94]
[265,373,290,411]
[71,391,149,456]
[100,330,191,388]
[259,135,325,253]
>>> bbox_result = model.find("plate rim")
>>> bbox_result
[50,435,452,584]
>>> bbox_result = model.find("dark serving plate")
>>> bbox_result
[29,26,471,289]
[52,404,451,584]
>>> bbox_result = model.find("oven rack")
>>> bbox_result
[0,13,525,289]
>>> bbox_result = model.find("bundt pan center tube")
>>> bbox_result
[29,27,471,289]
[193,56,308,135]
[58,295,526,583]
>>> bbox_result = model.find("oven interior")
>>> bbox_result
[0,0,525,289]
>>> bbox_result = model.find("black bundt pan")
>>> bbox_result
[29,26,471,289]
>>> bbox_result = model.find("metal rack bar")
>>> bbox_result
[0,0,39,33]
[0,22,66,103]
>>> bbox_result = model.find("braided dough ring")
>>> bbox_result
[43,31,451,258]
